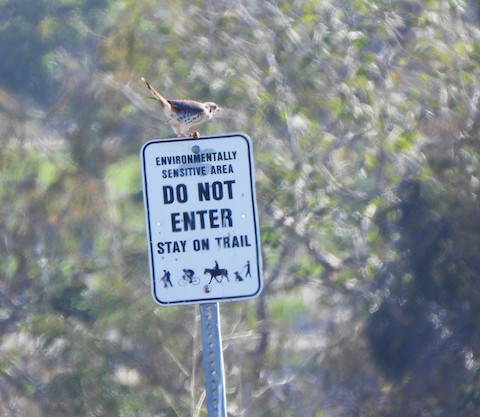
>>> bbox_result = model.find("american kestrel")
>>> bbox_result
[141,77,219,138]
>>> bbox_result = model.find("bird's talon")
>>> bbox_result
[192,131,200,139]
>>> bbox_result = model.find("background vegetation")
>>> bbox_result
[1,0,480,416]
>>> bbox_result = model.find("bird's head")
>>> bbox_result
[205,102,220,117]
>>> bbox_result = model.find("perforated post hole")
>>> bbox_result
[200,303,227,417]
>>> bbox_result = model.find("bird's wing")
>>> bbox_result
[141,78,171,110]
[168,99,206,113]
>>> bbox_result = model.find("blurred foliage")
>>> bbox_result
[1,0,480,416]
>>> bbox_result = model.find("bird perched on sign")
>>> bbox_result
[141,78,219,138]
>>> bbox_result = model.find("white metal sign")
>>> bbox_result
[141,133,262,305]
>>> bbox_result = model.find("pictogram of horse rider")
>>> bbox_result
[204,260,229,284]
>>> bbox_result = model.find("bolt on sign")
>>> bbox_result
[141,133,263,305]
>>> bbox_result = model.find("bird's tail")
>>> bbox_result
[141,77,171,110]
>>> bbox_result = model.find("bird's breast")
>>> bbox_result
[178,111,208,125]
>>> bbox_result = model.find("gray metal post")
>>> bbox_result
[200,303,227,417]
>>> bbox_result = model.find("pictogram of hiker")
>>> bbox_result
[161,270,173,288]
